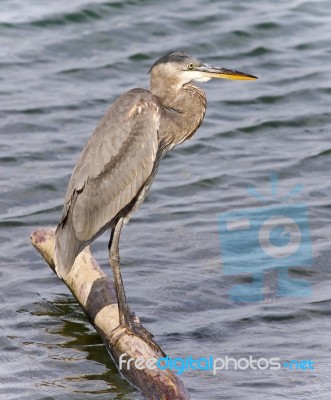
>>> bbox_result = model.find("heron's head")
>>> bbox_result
[149,51,257,96]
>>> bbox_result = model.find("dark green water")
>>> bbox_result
[1,1,331,399]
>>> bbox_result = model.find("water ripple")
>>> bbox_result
[1,0,331,399]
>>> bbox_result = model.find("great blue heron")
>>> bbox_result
[55,51,257,343]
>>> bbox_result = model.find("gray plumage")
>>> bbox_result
[55,90,161,275]
[55,51,257,281]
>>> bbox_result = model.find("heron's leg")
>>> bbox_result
[108,218,132,327]
[108,219,165,355]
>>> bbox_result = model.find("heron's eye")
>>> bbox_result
[187,63,195,70]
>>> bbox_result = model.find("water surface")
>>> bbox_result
[1,0,331,399]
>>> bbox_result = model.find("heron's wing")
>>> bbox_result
[60,89,160,242]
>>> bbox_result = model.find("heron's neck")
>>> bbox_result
[153,84,207,148]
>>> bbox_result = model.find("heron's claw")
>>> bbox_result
[132,320,154,341]
[132,325,165,356]
[126,317,165,356]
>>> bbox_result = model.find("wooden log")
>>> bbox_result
[30,228,190,400]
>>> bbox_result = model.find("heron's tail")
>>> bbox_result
[54,222,81,279]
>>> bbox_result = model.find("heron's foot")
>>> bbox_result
[121,313,165,356]
[132,319,154,342]
[131,323,165,356]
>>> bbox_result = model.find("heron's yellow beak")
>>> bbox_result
[199,65,257,81]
